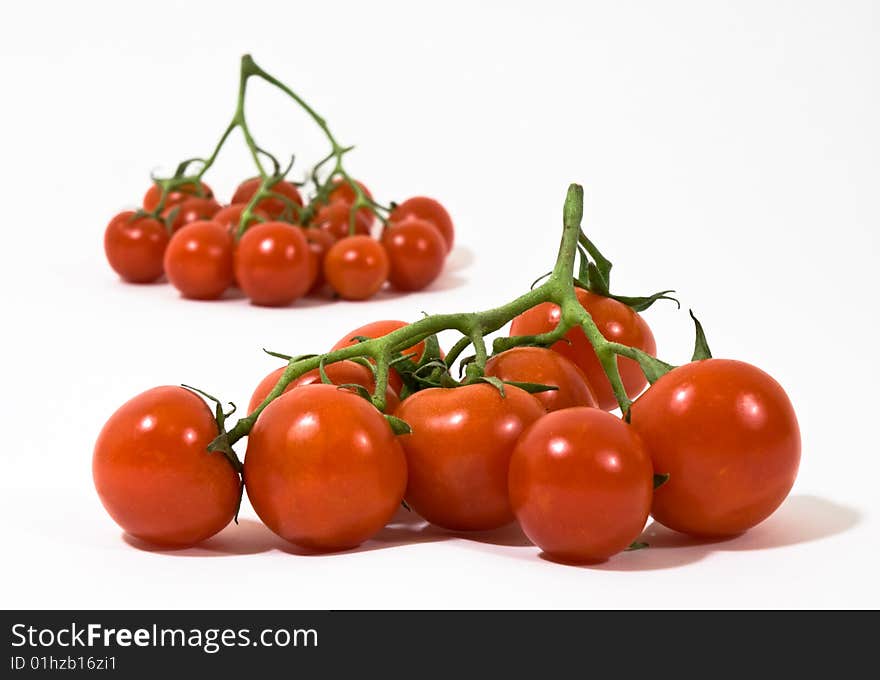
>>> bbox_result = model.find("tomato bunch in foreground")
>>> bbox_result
[94,313,800,564]
[104,180,454,306]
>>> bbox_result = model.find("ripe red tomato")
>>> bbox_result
[165,196,221,232]
[212,203,269,236]
[629,359,800,537]
[93,386,240,547]
[484,347,598,412]
[248,361,400,413]
[143,181,213,212]
[244,384,407,551]
[509,407,653,563]
[509,288,656,411]
[231,177,303,220]
[394,384,544,531]
[163,220,234,300]
[389,196,454,253]
[331,320,427,393]
[234,221,314,306]
[104,211,169,283]
[327,178,374,224]
[323,235,389,301]
[304,228,337,294]
[382,218,446,291]
[311,200,372,240]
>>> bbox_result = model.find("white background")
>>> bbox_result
[1,0,877,609]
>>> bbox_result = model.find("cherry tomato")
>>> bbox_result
[143,181,213,212]
[509,407,653,563]
[244,384,407,551]
[234,221,314,307]
[93,386,240,547]
[382,218,446,291]
[212,203,269,236]
[484,346,598,412]
[509,288,656,411]
[331,320,428,393]
[323,235,389,301]
[164,196,222,232]
[163,220,234,300]
[304,228,337,294]
[248,361,400,414]
[312,200,372,240]
[231,177,303,220]
[327,178,374,224]
[394,384,544,531]
[389,196,454,253]
[629,359,800,537]
[104,211,169,283]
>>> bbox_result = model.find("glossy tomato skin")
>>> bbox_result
[331,320,427,393]
[382,218,446,291]
[143,181,213,212]
[304,228,337,294]
[104,211,169,283]
[93,386,240,547]
[629,359,800,537]
[312,200,372,240]
[234,222,314,306]
[231,178,303,220]
[484,347,598,412]
[389,196,454,253]
[243,384,407,551]
[163,220,234,300]
[510,288,656,411]
[394,384,545,531]
[212,203,269,236]
[323,235,389,301]
[165,196,221,232]
[509,407,653,563]
[248,361,400,413]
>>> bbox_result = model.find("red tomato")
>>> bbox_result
[104,211,169,283]
[382,218,446,291]
[331,320,427,393]
[248,361,400,414]
[93,386,240,547]
[484,347,598,412]
[509,407,654,563]
[389,196,454,253]
[312,200,372,240]
[212,203,269,236]
[323,235,389,301]
[394,384,544,531]
[243,384,407,551]
[327,178,374,224]
[304,228,337,294]
[143,181,213,212]
[231,177,303,220]
[164,196,221,232]
[234,221,314,306]
[509,288,656,411]
[629,359,800,537]
[163,220,234,300]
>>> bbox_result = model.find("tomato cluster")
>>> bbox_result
[94,309,800,563]
[104,179,454,305]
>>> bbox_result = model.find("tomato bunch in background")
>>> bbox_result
[102,55,457,306]
[104,181,455,305]
[93,182,801,566]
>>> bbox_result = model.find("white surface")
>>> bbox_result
[0,0,877,609]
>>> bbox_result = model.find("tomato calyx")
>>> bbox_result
[654,473,670,489]
[689,309,713,361]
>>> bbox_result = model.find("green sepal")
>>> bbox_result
[653,473,670,489]
[478,375,507,398]
[633,353,676,385]
[610,290,679,313]
[502,381,559,394]
[689,310,713,361]
[578,233,613,288]
[336,383,372,401]
[385,415,412,435]
[626,541,649,552]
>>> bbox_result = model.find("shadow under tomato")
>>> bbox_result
[564,493,861,572]
[122,518,285,557]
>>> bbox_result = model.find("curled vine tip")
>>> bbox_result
[563,184,584,228]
